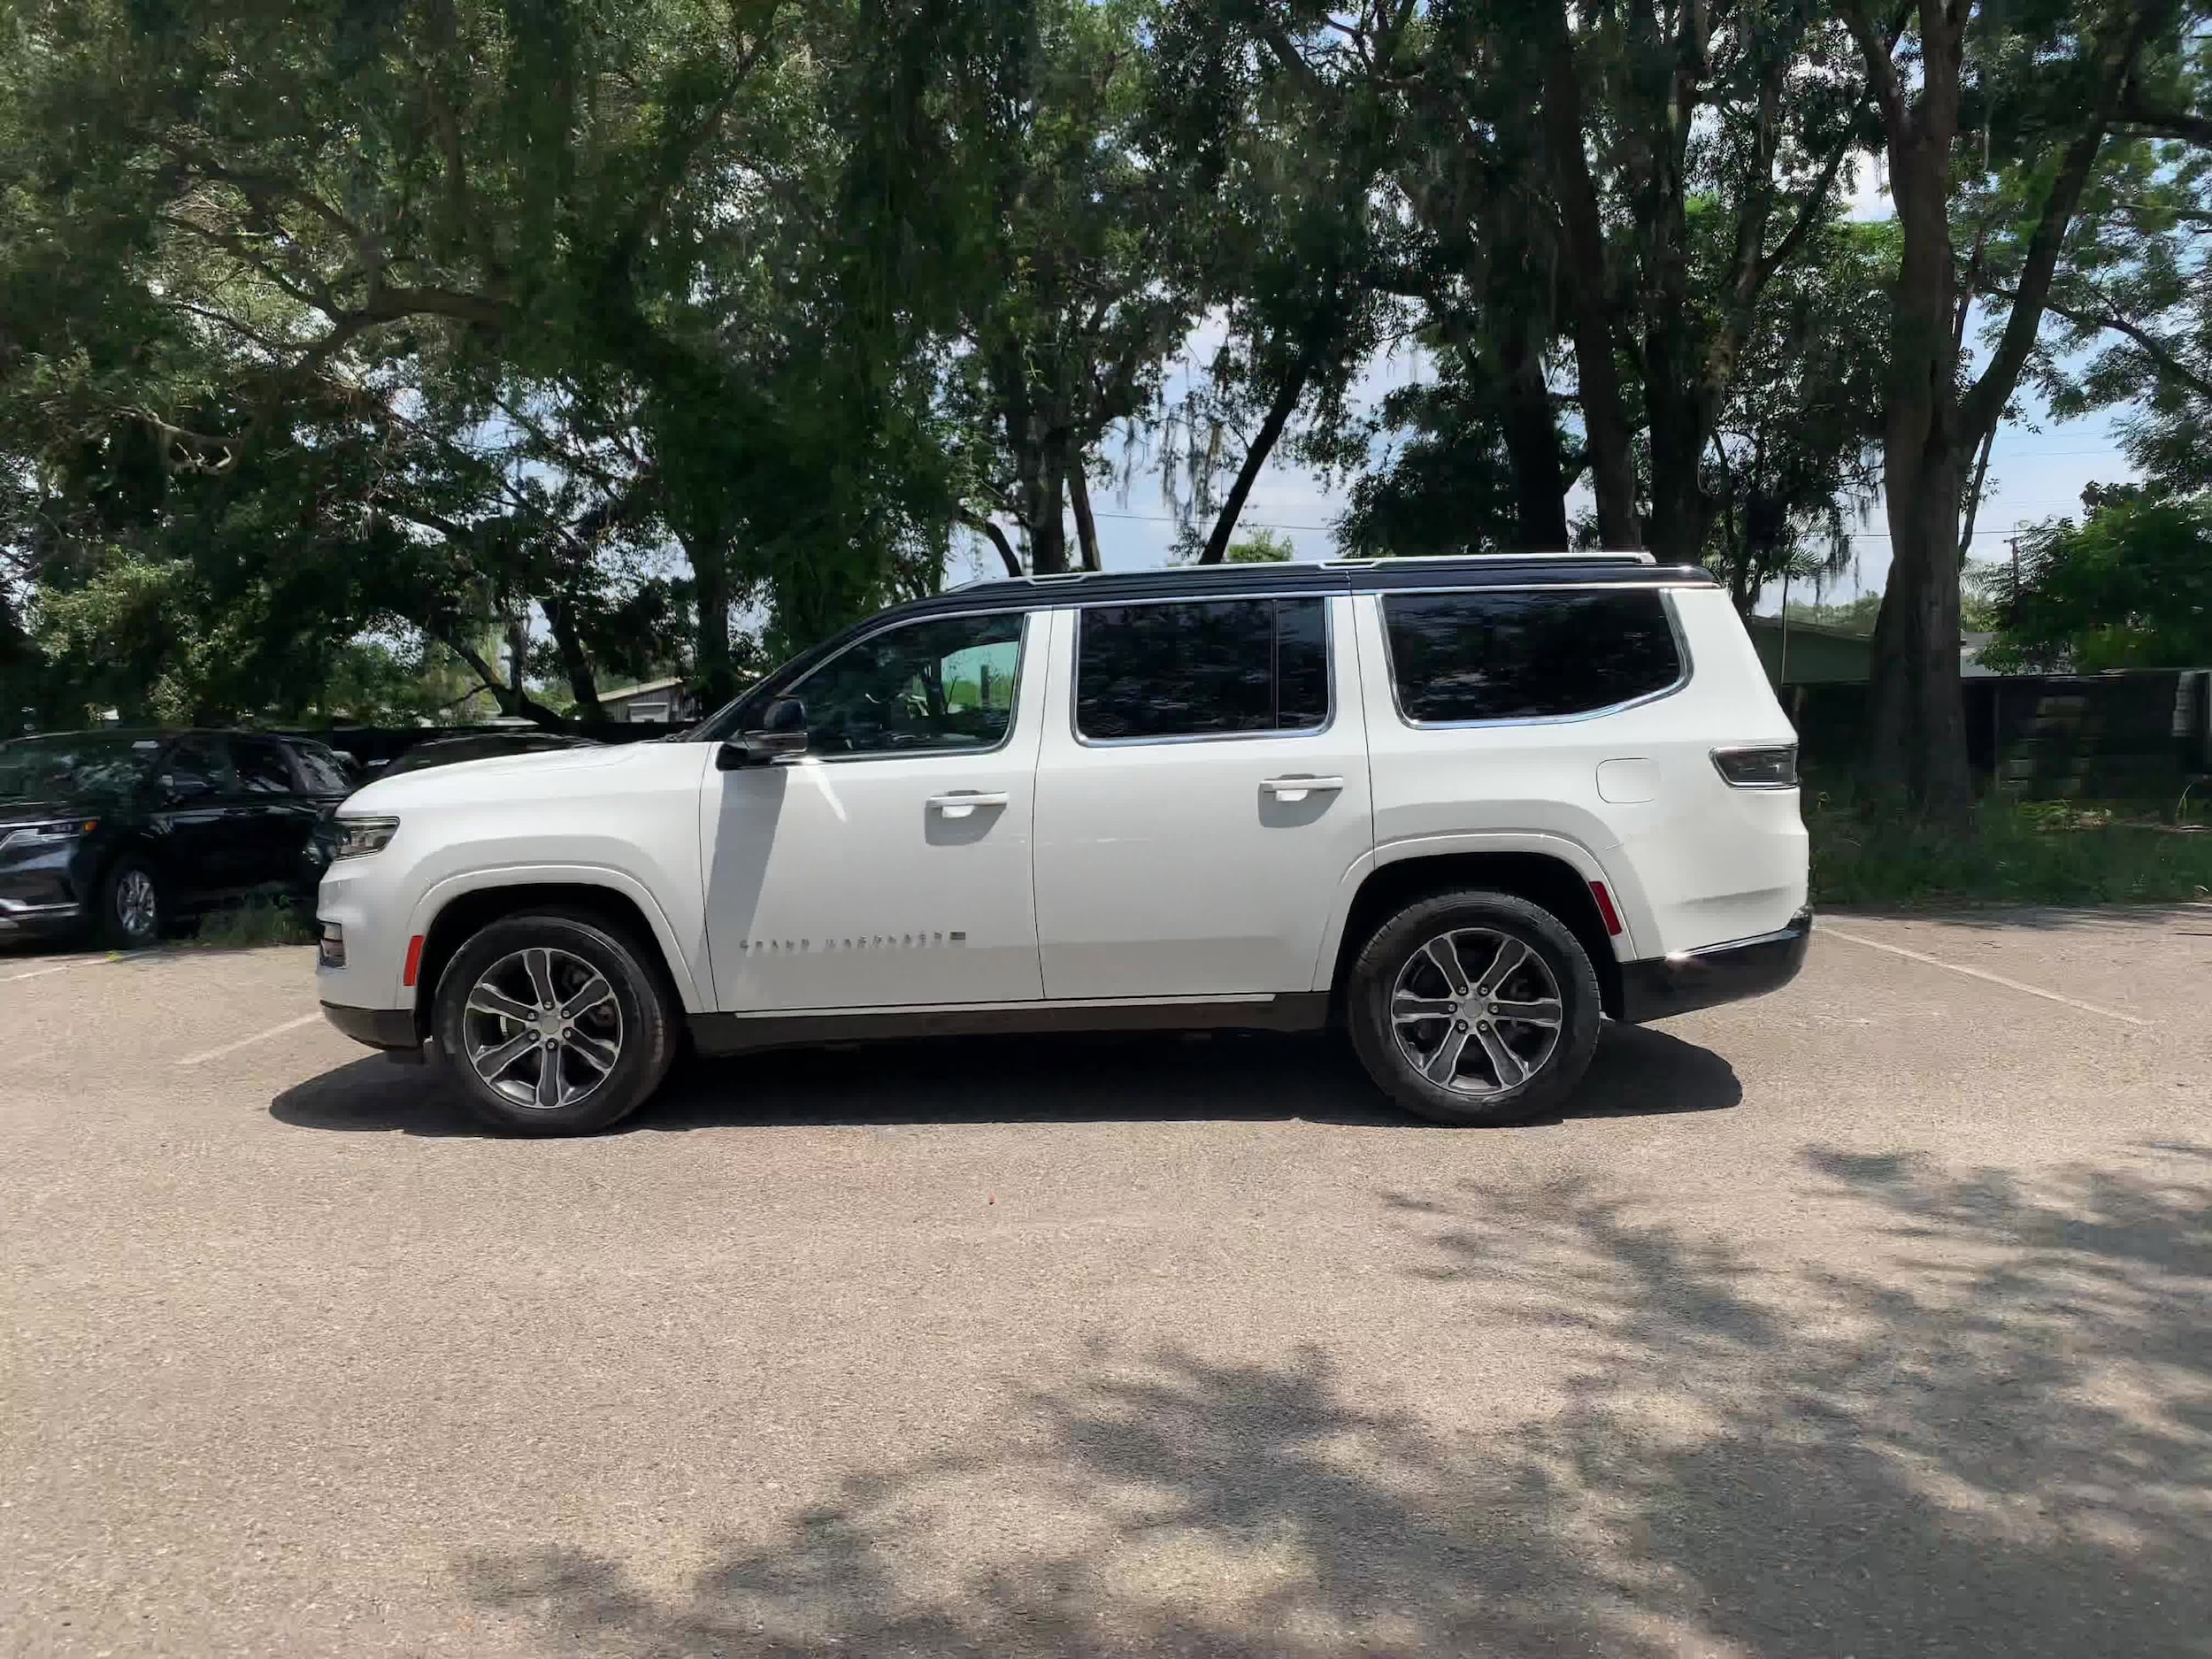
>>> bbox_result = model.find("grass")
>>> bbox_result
[1808,777,2212,909]
[185,893,320,949]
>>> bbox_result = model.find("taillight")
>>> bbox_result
[1711,745,1798,788]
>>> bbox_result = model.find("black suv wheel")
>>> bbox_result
[1347,889,1602,1125]
[432,911,676,1135]
[99,856,164,949]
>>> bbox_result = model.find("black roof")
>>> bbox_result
[882,553,1715,626]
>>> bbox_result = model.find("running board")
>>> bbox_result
[687,993,1331,1057]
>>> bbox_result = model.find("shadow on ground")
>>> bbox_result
[453,1145,2212,1657]
[269,1020,1740,1138]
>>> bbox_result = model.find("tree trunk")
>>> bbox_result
[1197,360,1310,565]
[1538,11,1640,549]
[1031,440,1070,575]
[1864,86,1970,812]
[686,528,737,710]
[544,594,605,722]
[1068,457,1102,571]
[1497,326,1571,548]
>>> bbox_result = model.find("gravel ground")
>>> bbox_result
[4,908,2208,1658]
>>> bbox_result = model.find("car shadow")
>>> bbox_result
[269,1020,1740,1139]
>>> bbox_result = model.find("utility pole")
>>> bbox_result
[2009,536,2021,623]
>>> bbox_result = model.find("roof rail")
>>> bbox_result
[952,549,1660,588]
[1321,550,1657,568]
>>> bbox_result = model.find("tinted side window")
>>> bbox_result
[792,612,1024,757]
[161,736,229,801]
[290,743,354,795]
[1077,598,1331,741]
[231,737,296,795]
[1384,590,1681,724]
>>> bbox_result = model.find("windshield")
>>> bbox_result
[0,734,159,801]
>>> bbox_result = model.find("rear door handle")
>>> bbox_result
[927,790,1010,819]
[1261,775,1346,803]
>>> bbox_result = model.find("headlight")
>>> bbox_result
[332,816,400,858]
[0,819,95,854]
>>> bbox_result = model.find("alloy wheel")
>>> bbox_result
[1389,927,1563,1095]
[461,947,626,1110]
[114,869,158,942]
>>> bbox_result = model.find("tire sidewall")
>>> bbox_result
[1348,890,1602,1125]
[433,911,673,1135]
[101,857,162,949]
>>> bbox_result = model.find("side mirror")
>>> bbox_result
[716,697,810,770]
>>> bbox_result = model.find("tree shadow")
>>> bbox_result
[451,1144,2212,1656]
[270,1021,1739,1137]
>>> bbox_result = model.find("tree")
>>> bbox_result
[1700,217,1891,611]
[1838,0,2187,812]
[1980,491,2212,670]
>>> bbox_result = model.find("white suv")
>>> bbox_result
[316,555,1809,1133]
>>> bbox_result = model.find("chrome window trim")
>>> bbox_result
[1067,594,1340,749]
[1378,586,1695,732]
[771,608,1033,767]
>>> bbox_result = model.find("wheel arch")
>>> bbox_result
[1325,849,1626,1021]
[410,875,700,1038]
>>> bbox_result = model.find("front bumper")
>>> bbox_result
[0,900,86,939]
[1617,908,1812,1024]
[321,1001,419,1051]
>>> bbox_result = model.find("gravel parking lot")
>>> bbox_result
[4,910,2209,1658]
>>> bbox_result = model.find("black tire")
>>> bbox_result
[431,910,677,1135]
[98,856,165,949]
[1347,889,1602,1126]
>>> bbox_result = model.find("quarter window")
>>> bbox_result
[790,612,1024,757]
[1076,598,1332,741]
[1384,589,1682,724]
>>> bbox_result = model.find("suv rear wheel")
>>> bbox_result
[432,911,676,1135]
[1347,889,1602,1125]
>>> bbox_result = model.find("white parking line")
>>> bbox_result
[176,1013,324,1067]
[1816,924,2152,1026]
[2,951,152,984]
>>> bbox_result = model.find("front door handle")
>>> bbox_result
[927,790,1010,819]
[1261,775,1345,803]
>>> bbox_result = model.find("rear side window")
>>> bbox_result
[230,736,296,795]
[1383,589,1681,724]
[290,743,354,795]
[1077,598,1330,741]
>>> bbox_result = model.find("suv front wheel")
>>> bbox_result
[432,911,676,1135]
[1348,890,1602,1125]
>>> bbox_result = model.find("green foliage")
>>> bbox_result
[1809,780,2212,909]
[1980,493,2212,672]
[1223,529,1295,564]
[1782,594,1885,636]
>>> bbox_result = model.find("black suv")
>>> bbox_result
[0,729,357,948]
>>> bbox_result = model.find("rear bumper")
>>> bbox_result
[1617,909,1812,1024]
[320,1001,419,1051]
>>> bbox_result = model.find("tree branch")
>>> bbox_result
[2005,288,2212,402]
[957,510,1025,578]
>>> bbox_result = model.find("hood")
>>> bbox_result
[343,739,664,813]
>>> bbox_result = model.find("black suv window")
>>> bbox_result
[230,736,296,795]
[1076,598,1330,741]
[790,612,1025,757]
[1383,589,1681,724]
[161,736,230,801]
[289,742,354,795]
